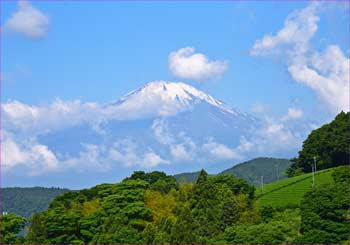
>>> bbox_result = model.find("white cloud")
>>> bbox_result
[251,3,320,56]
[142,152,169,168]
[288,45,349,113]
[64,143,111,172]
[250,3,349,113]
[2,99,100,135]
[202,138,241,160]
[1,135,29,169]
[282,107,303,121]
[109,139,169,168]
[170,144,192,161]
[4,1,50,39]
[232,111,307,158]
[169,47,228,81]
[1,132,58,175]
[251,102,269,114]
[151,119,195,161]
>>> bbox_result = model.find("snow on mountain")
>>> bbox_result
[3,81,262,187]
[107,81,255,121]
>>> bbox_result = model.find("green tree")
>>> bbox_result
[295,166,350,243]
[0,213,26,244]
[287,111,350,176]
[26,213,48,243]
[170,205,198,244]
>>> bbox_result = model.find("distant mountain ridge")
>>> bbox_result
[174,157,292,186]
[1,187,70,218]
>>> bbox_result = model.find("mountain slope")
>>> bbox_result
[32,81,261,187]
[1,187,70,218]
[174,157,291,185]
[174,171,201,183]
[255,167,341,208]
[220,157,292,186]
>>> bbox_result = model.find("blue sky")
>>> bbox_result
[1,1,349,188]
[2,1,348,116]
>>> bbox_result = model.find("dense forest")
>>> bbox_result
[1,112,349,244]
[1,167,349,244]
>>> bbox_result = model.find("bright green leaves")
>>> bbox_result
[0,213,26,244]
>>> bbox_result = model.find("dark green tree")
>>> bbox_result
[287,111,350,176]
[295,166,350,243]
[170,205,198,244]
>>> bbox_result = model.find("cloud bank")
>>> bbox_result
[2,92,310,176]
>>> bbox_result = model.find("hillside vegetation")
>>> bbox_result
[256,167,336,208]
[174,157,291,186]
[287,111,349,176]
[1,187,70,218]
[220,157,291,186]
[2,167,349,244]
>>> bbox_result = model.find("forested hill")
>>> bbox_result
[1,187,70,218]
[220,157,291,186]
[174,157,291,185]
[3,167,349,244]
[287,111,350,176]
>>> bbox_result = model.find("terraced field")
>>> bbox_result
[255,167,336,208]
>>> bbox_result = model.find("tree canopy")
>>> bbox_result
[287,111,350,176]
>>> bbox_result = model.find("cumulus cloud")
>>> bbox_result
[109,139,169,168]
[2,99,100,135]
[250,3,349,113]
[64,143,111,172]
[250,3,320,56]
[288,45,349,113]
[169,47,228,81]
[232,110,308,159]
[4,1,50,39]
[282,107,303,121]
[1,132,58,175]
[202,138,241,160]
[152,119,195,161]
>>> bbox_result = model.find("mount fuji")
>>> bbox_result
[4,81,263,188]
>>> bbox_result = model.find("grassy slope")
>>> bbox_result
[255,167,336,208]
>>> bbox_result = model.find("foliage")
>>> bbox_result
[124,171,177,193]
[1,187,70,218]
[224,208,301,244]
[256,167,335,208]
[23,170,255,244]
[295,166,350,244]
[287,111,350,176]
[21,168,348,244]
[0,213,26,244]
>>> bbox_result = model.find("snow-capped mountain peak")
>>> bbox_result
[109,81,243,118]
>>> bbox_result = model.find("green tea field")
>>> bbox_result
[255,167,336,208]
